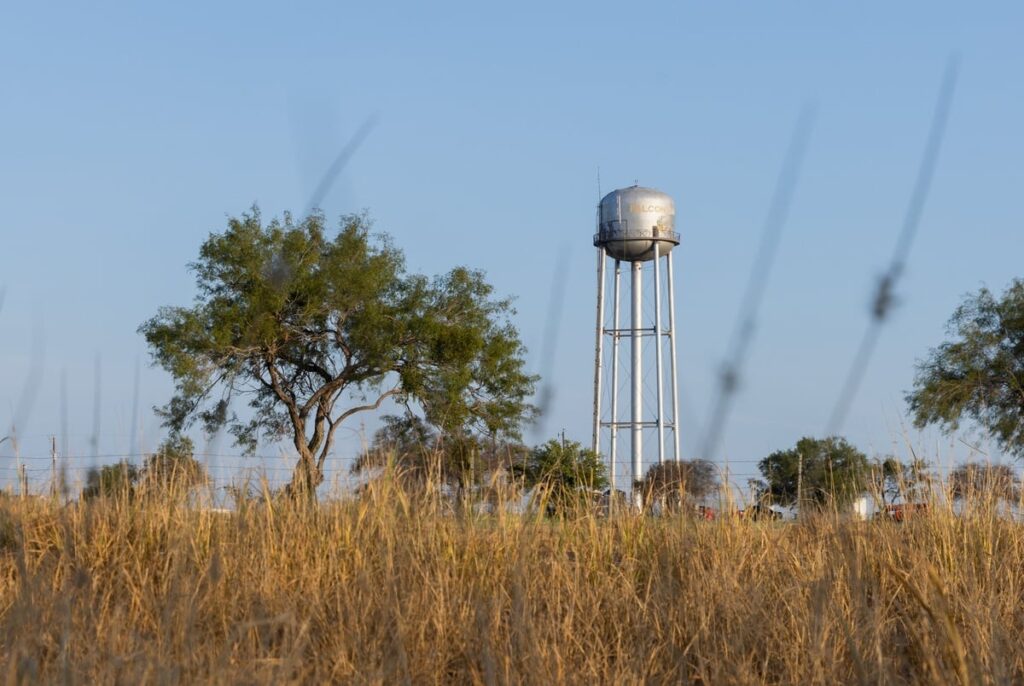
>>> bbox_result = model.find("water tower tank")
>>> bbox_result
[594,185,679,262]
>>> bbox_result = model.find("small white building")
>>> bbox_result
[851,496,871,521]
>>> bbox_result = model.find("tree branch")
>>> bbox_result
[265,356,309,459]
[315,387,401,473]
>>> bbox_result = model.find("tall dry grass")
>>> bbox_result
[1,472,1023,684]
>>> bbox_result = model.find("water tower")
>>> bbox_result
[592,185,680,507]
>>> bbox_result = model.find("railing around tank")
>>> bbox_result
[593,229,680,245]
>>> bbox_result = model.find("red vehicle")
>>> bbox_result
[696,505,716,521]
[878,502,930,522]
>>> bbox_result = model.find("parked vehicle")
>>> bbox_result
[737,504,782,521]
[696,505,716,521]
[875,502,929,522]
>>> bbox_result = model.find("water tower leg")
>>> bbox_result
[667,252,680,462]
[653,245,665,466]
[631,260,643,509]
[609,261,622,497]
[592,248,606,458]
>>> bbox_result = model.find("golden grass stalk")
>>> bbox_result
[1,468,1022,684]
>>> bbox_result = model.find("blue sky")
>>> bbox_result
[2,2,1022,491]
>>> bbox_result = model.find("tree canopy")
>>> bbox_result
[757,436,870,509]
[511,438,608,515]
[948,462,1021,503]
[351,413,525,493]
[868,457,931,505]
[141,209,536,493]
[83,461,140,500]
[140,435,209,493]
[907,279,1024,457]
[82,435,207,500]
[641,460,719,511]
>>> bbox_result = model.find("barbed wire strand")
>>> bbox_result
[303,114,379,218]
[698,104,816,462]
[826,56,959,436]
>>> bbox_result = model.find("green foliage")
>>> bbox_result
[355,414,438,475]
[869,457,931,505]
[907,279,1024,457]
[948,462,1021,503]
[352,414,525,492]
[83,461,141,500]
[0,508,18,554]
[82,436,208,500]
[140,208,537,493]
[758,436,870,509]
[141,435,209,493]
[641,460,719,510]
[512,438,608,514]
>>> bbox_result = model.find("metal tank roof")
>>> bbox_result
[594,185,678,262]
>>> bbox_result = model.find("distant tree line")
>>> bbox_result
[100,203,1021,512]
[83,435,208,500]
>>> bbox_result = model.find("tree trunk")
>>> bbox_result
[287,450,323,499]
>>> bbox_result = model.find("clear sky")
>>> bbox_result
[2,1,1022,492]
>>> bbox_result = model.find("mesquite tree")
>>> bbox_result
[757,436,870,509]
[907,279,1024,457]
[141,208,536,494]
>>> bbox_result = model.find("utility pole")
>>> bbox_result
[796,452,803,521]
[723,458,732,514]
[50,435,58,499]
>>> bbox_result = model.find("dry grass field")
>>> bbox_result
[1,474,1022,684]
